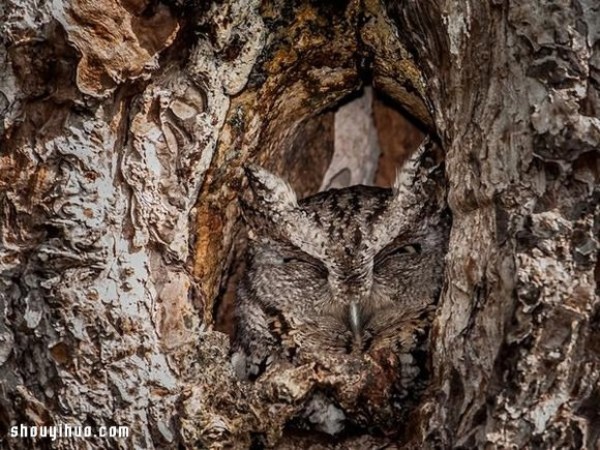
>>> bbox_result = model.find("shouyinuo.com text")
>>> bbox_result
[9,423,130,441]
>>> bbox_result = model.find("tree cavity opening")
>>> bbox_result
[214,85,426,338]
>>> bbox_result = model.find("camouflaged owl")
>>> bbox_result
[232,145,449,393]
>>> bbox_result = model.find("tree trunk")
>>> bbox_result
[0,0,598,449]
[388,2,600,448]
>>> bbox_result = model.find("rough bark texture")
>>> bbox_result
[0,0,598,449]
[386,3,600,448]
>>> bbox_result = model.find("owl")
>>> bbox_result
[231,145,449,435]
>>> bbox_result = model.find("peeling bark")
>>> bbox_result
[0,0,598,449]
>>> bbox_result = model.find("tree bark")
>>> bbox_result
[0,0,598,449]
[386,2,600,448]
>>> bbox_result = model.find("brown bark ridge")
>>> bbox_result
[0,0,598,449]
[387,1,600,448]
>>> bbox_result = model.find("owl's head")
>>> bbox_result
[240,152,448,354]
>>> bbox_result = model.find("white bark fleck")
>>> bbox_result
[321,87,380,189]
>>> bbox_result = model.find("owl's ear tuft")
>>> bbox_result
[243,164,298,211]
[392,143,424,201]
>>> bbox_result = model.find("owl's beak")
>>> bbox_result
[349,301,363,349]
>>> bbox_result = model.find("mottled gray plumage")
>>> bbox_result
[232,146,449,434]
